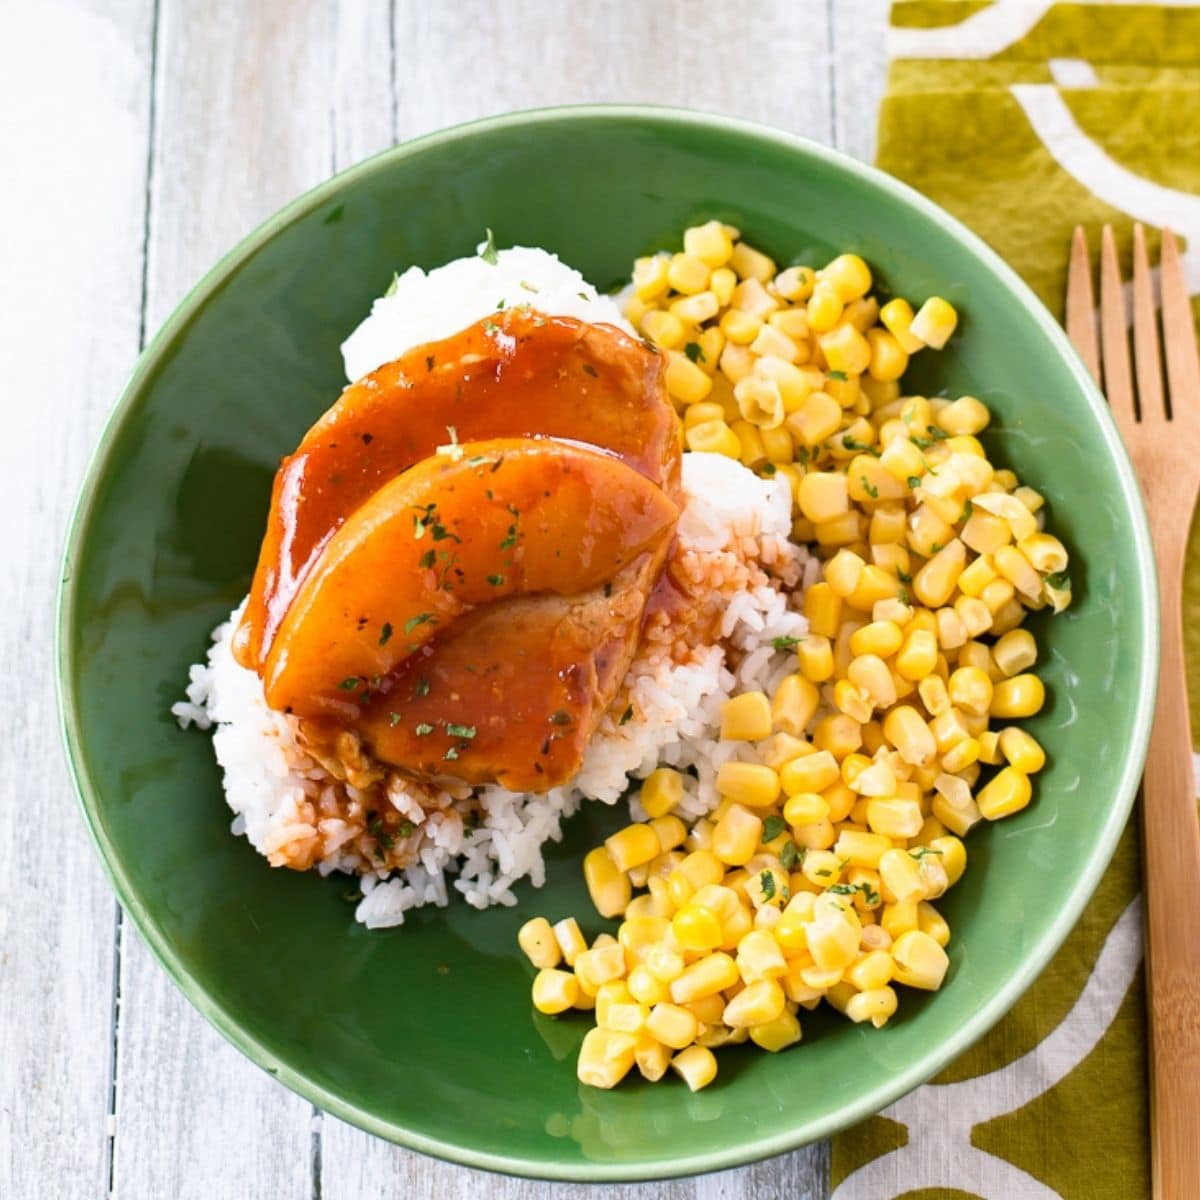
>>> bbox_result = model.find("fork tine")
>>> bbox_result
[1066,226,1101,384]
[1131,224,1163,421]
[1099,225,1137,430]
[1160,228,1200,422]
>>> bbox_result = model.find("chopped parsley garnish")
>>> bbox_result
[780,841,803,870]
[446,723,476,739]
[1045,570,1071,590]
[910,846,944,860]
[618,705,634,726]
[759,870,776,901]
[684,342,706,364]
[842,435,871,452]
[338,676,362,691]
[930,541,945,554]
[861,476,879,499]
[829,881,880,906]
[379,622,393,646]
[404,612,435,635]
[762,815,787,842]
[898,586,911,605]
[414,722,434,736]
[815,868,833,878]
[419,549,437,569]
[761,462,777,475]
[487,573,505,586]
[414,677,431,697]
[479,228,499,265]
[772,635,801,651]
[827,369,848,381]
[897,569,913,584]
[962,499,974,520]
[367,816,394,851]
[412,502,436,538]
[389,712,402,727]
[496,298,506,310]
[581,362,598,377]
[907,475,922,490]
[397,821,416,838]
[444,747,460,761]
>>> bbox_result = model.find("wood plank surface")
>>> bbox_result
[0,3,154,1198]
[1,0,892,1196]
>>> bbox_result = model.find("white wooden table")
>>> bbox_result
[1,3,888,1195]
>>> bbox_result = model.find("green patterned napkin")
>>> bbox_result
[831,3,1200,1196]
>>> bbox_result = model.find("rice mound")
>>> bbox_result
[173,247,814,929]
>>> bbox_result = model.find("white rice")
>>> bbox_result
[174,246,814,929]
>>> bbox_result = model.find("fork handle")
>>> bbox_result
[1142,543,1200,1200]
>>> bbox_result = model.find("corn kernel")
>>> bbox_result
[878,847,924,903]
[667,251,710,295]
[731,241,777,283]
[913,538,966,608]
[813,713,865,760]
[788,391,844,446]
[999,727,1046,773]
[672,904,723,952]
[798,634,835,682]
[640,767,685,820]
[802,581,844,638]
[724,978,787,1028]
[883,706,937,766]
[576,1027,637,1089]
[735,374,786,430]
[867,328,909,382]
[990,674,1046,719]
[848,654,897,709]
[835,829,893,869]
[665,350,714,404]
[632,254,670,300]
[644,1002,697,1050]
[976,766,1033,820]
[891,928,950,989]
[552,917,587,967]
[670,952,740,1003]
[948,666,994,717]
[670,1043,718,1091]
[720,691,773,742]
[518,917,562,969]
[820,324,872,375]
[775,265,816,301]
[769,674,819,738]
[866,797,924,839]
[878,298,924,353]
[641,308,687,349]
[909,297,958,349]
[807,280,844,332]
[993,629,1038,676]
[780,750,841,796]
[712,803,765,866]
[583,846,632,918]
[644,942,686,984]
[605,824,661,874]
[895,629,938,681]
[716,764,781,812]
[686,418,741,457]
[684,220,734,267]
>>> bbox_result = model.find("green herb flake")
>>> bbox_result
[379,622,393,646]
[910,846,944,861]
[815,868,833,878]
[684,342,706,364]
[446,723,477,739]
[414,722,434,736]
[397,821,416,838]
[827,369,848,381]
[1045,570,1071,590]
[389,711,402,727]
[780,841,802,870]
[897,569,913,584]
[480,228,499,265]
[861,476,879,499]
[581,362,598,378]
[772,635,801,651]
[367,816,395,851]
[419,549,437,569]
[759,870,776,901]
[338,676,361,691]
[496,298,506,310]
[486,573,505,587]
[444,747,460,761]
[404,612,435,635]
[907,475,922,490]
[762,815,787,842]
[761,462,777,475]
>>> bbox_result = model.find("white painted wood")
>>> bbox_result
[390,0,834,143]
[108,3,349,1197]
[0,2,153,1197]
[831,0,891,163]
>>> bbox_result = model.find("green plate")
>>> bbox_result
[57,107,1157,1181]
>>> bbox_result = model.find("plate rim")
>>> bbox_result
[55,102,1159,1182]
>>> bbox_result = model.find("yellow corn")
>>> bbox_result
[909,296,958,349]
[780,750,841,796]
[721,690,773,741]
[990,673,1046,719]
[878,297,924,353]
[583,846,632,918]
[641,308,687,349]
[605,824,661,873]
[797,634,835,682]
[775,265,816,301]
[771,674,821,737]
[553,917,587,967]
[850,620,904,659]
[835,829,893,869]
[845,986,899,1028]
[518,917,561,969]
[641,767,684,819]
[632,254,671,300]
[684,220,734,267]
[787,391,844,446]
[867,328,909,382]
[730,241,777,282]
[976,766,1033,820]
[724,979,786,1027]
[576,1027,638,1089]
[866,797,924,839]
[891,928,950,989]
[646,1001,697,1049]
[711,803,765,866]
[672,904,723,952]
[670,1044,718,1091]
[883,706,938,766]
[913,539,966,608]
[667,251,710,295]
[670,952,740,1003]
[685,418,741,457]
[998,727,1046,773]
[664,350,713,404]
[993,628,1037,676]
[716,762,782,809]
[749,1011,803,1052]
[807,280,844,331]
[917,900,951,948]
[878,847,925,903]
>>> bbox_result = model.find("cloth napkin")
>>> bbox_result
[830,3,1200,1197]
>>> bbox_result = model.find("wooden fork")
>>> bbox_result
[1068,225,1200,1200]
